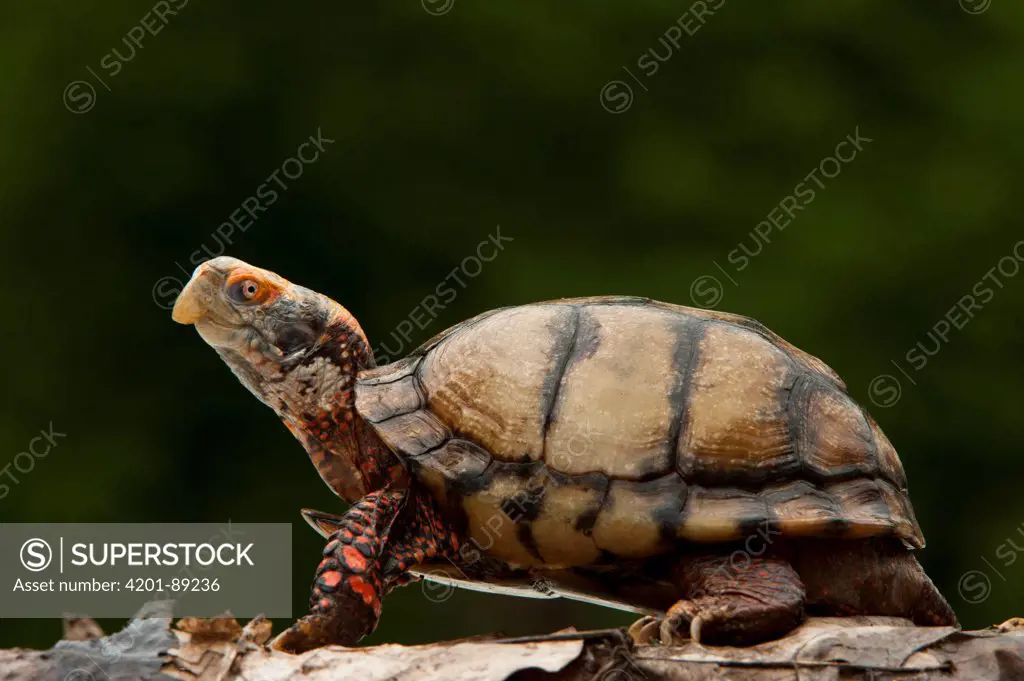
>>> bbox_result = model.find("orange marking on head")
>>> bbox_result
[225,270,283,305]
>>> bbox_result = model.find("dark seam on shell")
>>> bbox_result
[450,457,500,496]
[572,474,610,536]
[782,369,811,479]
[501,484,544,523]
[357,355,423,386]
[539,306,582,463]
[358,375,426,425]
[405,437,450,460]
[667,318,707,479]
[572,296,654,307]
[858,404,883,481]
[516,523,545,562]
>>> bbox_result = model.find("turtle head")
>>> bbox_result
[172,256,393,501]
[172,256,364,395]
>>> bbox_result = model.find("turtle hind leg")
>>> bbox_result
[635,553,805,646]
[794,538,958,628]
[900,554,958,628]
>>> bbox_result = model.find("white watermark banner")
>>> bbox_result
[0,523,291,617]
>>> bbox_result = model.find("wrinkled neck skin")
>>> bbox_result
[217,313,408,504]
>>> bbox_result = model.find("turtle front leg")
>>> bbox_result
[273,489,462,653]
[631,554,805,647]
[272,488,408,653]
[381,491,462,578]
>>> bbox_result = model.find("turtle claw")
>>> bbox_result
[270,616,327,654]
[628,604,699,647]
[690,615,705,642]
[627,616,661,645]
[270,613,363,654]
[659,600,700,646]
[657,618,690,646]
[269,631,305,654]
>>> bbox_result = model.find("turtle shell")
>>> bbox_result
[355,297,922,569]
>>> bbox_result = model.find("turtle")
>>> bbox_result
[171,256,957,652]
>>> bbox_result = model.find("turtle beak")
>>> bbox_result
[172,264,218,325]
[172,257,252,325]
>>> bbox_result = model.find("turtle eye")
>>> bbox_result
[228,279,262,304]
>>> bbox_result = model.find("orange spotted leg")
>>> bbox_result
[381,491,462,579]
[272,489,408,653]
[272,488,462,653]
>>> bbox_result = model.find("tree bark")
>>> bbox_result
[3,606,1023,681]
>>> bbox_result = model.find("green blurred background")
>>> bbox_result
[2,0,1023,649]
